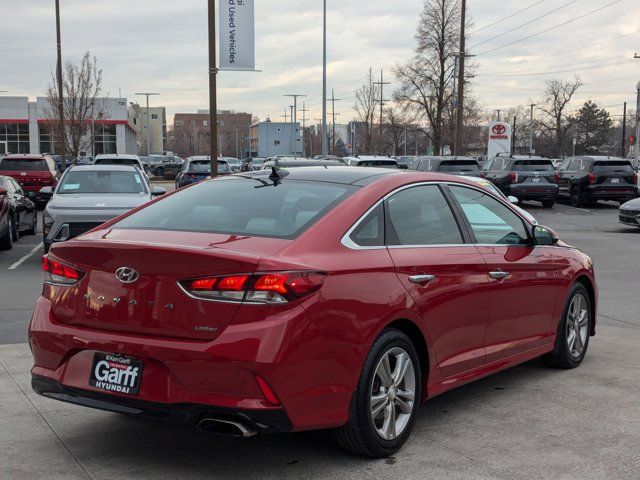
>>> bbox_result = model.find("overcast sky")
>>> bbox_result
[2,0,639,125]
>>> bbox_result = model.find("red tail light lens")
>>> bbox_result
[479,172,487,178]
[180,272,326,304]
[42,255,84,285]
[553,173,559,183]
[588,173,596,185]
[633,173,638,184]
[508,172,518,183]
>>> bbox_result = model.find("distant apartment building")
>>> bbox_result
[249,121,303,157]
[0,95,137,156]
[172,110,252,158]
[129,104,166,155]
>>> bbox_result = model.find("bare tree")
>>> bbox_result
[383,105,417,155]
[538,77,583,157]
[393,0,461,155]
[44,52,106,164]
[354,68,380,154]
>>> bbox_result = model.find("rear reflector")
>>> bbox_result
[181,272,326,304]
[42,255,84,285]
[255,375,281,406]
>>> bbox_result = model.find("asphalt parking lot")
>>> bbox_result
[1,196,639,480]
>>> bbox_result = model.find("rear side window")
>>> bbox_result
[115,177,356,239]
[513,160,554,172]
[0,158,48,171]
[591,161,633,174]
[349,204,384,247]
[385,185,463,246]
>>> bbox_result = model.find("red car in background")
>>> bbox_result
[0,154,60,208]
[29,167,597,458]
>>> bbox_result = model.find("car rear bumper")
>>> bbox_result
[507,184,559,200]
[585,186,638,201]
[28,296,356,432]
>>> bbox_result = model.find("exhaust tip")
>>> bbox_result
[197,418,257,438]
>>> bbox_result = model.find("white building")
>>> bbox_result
[250,121,302,157]
[0,96,137,156]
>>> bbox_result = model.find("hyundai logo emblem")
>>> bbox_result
[115,267,140,284]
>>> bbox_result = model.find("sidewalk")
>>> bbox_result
[1,324,639,480]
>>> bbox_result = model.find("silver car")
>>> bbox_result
[40,165,166,252]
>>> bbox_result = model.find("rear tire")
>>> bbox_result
[542,283,591,369]
[570,186,583,207]
[541,200,555,208]
[24,214,37,236]
[156,167,164,179]
[334,329,421,458]
[0,215,15,250]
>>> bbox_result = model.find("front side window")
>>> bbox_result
[450,186,530,245]
[385,185,463,246]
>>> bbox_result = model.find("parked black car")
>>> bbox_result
[149,155,184,179]
[481,155,559,208]
[175,157,232,189]
[556,156,638,207]
[409,156,481,176]
[0,175,38,250]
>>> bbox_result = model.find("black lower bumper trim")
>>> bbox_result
[32,375,292,433]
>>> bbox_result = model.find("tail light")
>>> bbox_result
[588,173,596,185]
[181,272,326,304]
[633,173,638,184]
[479,172,487,178]
[553,173,560,183]
[187,174,197,179]
[42,255,84,285]
[508,172,518,183]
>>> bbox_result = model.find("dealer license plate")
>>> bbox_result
[89,353,143,395]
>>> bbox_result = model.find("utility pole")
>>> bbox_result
[289,105,295,155]
[621,102,627,158]
[134,92,160,156]
[528,103,536,156]
[321,0,328,158]
[54,0,66,162]
[374,70,390,154]
[496,109,502,122]
[512,116,517,154]
[284,94,307,125]
[328,89,341,155]
[635,79,640,168]
[300,102,309,156]
[207,0,218,176]
[453,0,467,157]
[281,109,289,123]
[235,129,239,158]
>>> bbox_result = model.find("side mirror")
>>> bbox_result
[152,186,167,196]
[39,186,53,194]
[508,196,519,205]
[533,225,559,246]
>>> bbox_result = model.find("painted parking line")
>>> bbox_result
[8,243,43,270]
[555,204,591,213]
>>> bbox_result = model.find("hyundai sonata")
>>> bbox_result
[29,167,597,458]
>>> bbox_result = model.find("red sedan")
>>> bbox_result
[29,167,596,458]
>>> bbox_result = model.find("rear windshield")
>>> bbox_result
[439,161,479,172]
[591,161,633,173]
[357,161,397,168]
[513,160,554,172]
[58,170,147,194]
[95,159,139,167]
[189,160,231,174]
[114,177,356,239]
[0,158,48,171]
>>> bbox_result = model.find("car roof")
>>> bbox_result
[418,156,478,162]
[237,166,404,186]
[95,154,140,160]
[266,159,345,167]
[574,156,627,162]
[64,165,139,172]
[2,154,47,160]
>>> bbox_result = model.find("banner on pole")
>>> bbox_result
[219,0,255,71]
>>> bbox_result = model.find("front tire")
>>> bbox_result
[24,213,37,236]
[0,215,15,250]
[334,329,421,458]
[543,283,591,369]
[541,200,555,208]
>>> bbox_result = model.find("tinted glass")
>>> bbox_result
[349,204,384,247]
[591,161,633,174]
[358,161,397,168]
[115,178,356,239]
[438,161,480,172]
[0,158,47,171]
[58,170,148,194]
[385,185,462,246]
[187,160,231,174]
[451,186,529,245]
[513,160,554,172]
[95,159,139,168]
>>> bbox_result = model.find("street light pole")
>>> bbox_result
[208,0,219,177]
[635,80,640,169]
[55,0,66,161]
[321,0,328,159]
[134,93,159,156]
[528,103,536,156]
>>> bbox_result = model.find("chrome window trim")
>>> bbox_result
[341,181,536,251]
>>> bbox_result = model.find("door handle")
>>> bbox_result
[409,274,436,285]
[489,271,511,280]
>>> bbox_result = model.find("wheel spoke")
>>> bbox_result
[370,393,388,418]
[378,354,393,388]
[381,403,396,440]
[567,329,576,352]
[396,390,414,414]
[574,329,583,353]
[577,311,589,328]
[392,352,410,387]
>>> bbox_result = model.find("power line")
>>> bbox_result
[470,0,578,49]
[471,0,547,35]
[476,0,624,56]
[478,59,635,77]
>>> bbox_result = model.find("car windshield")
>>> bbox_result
[114,177,356,239]
[439,161,479,172]
[513,160,554,172]
[592,161,633,173]
[0,158,48,171]
[58,170,148,194]
[189,160,231,174]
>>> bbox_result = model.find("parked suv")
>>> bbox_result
[482,155,559,208]
[409,156,481,176]
[0,154,60,207]
[556,156,638,207]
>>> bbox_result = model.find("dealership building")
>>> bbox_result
[0,96,138,156]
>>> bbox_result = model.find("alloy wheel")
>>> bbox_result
[566,293,589,358]
[369,347,416,441]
